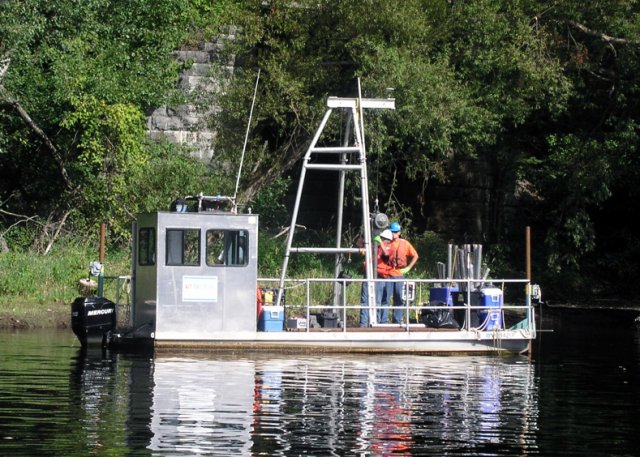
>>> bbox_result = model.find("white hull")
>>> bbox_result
[152,328,533,355]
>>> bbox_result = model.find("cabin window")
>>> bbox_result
[166,229,200,266]
[138,228,155,266]
[206,229,248,266]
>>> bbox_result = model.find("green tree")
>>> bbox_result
[522,1,640,298]
[212,2,570,263]
[213,0,640,299]
[2,0,639,303]
[0,0,231,250]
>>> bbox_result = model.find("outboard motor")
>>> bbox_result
[71,297,117,347]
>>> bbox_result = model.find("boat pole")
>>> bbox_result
[526,226,531,283]
[355,78,377,325]
[525,226,532,356]
[333,116,352,309]
[98,223,106,297]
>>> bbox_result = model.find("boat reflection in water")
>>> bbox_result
[72,350,538,455]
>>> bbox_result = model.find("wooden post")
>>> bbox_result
[526,226,531,281]
[525,226,532,358]
[98,223,106,297]
[99,223,106,263]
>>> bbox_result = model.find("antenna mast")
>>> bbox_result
[233,68,261,210]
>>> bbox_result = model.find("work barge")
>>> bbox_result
[71,92,538,355]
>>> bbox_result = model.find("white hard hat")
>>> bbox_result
[380,229,393,240]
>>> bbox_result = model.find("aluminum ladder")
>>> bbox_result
[276,92,395,327]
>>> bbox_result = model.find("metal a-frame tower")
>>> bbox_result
[276,86,395,326]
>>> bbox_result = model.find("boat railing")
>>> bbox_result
[101,275,132,327]
[258,277,535,334]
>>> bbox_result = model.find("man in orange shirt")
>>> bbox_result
[359,229,393,326]
[387,222,419,324]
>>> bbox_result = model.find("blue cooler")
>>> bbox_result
[429,287,458,306]
[258,305,284,332]
[477,286,503,330]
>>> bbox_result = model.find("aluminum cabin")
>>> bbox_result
[129,207,259,341]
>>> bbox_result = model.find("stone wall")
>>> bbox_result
[146,37,234,162]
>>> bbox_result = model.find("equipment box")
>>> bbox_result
[286,317,308,330]
[258,305,284,332]
[429,286,458,306]
[317,311,338,328]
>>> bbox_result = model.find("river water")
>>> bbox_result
[1,307,639,456]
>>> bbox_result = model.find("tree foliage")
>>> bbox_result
[0,0,231,247]
[212,0,640,299]
[523,1,640,297]
[2,0,640,301]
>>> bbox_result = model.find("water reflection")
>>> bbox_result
[68,349,538,456]
[4,310,640,456]
[70,347,155,454]
[150,357,254,454]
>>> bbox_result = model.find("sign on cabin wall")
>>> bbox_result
[182,276,218,302]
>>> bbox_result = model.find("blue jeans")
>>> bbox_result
[377,280,392,323]
[359,279,391,326]
[388,275,406,324]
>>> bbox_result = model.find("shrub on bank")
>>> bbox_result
[0,244,130,327]
[0,228,454,328]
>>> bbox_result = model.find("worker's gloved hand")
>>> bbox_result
[400,267,411,275]
[373,236,382,243]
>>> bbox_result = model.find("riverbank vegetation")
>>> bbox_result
[0,227,448,329]
[2,1,640,328]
